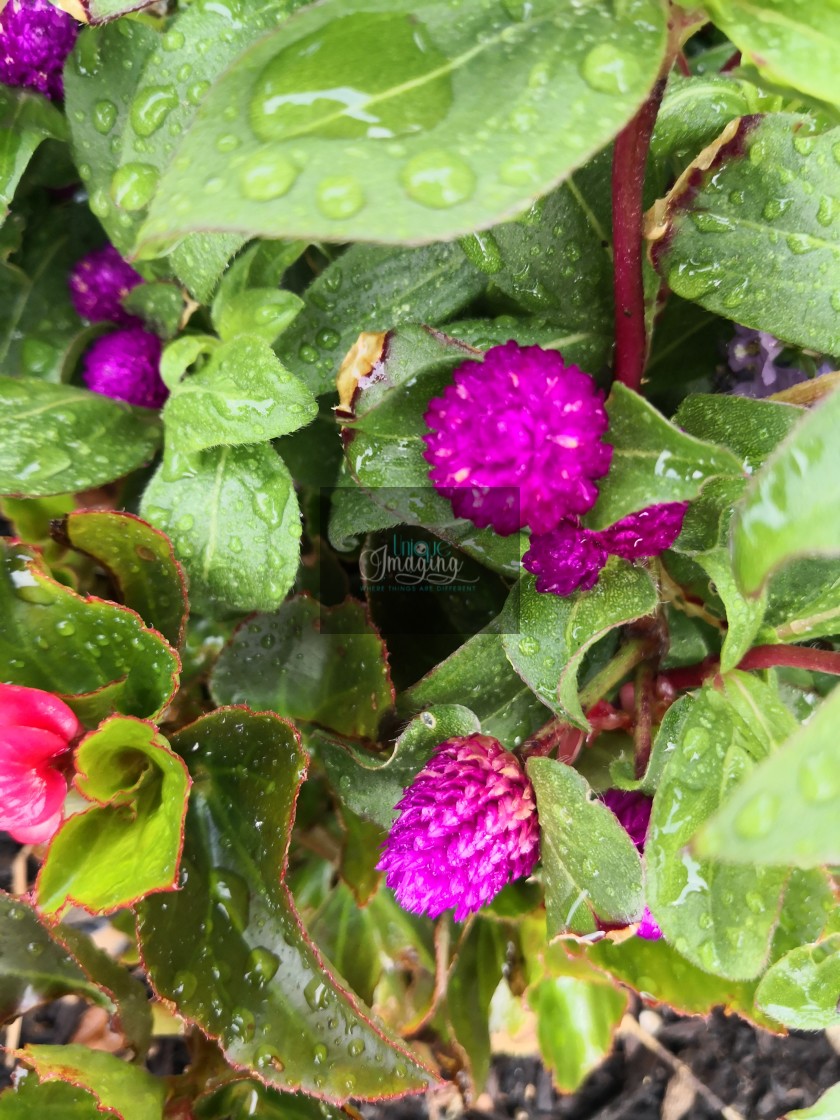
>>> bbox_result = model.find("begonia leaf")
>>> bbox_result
[755,935,840,1031]
[16,1047,164,1120]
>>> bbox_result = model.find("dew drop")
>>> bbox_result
[110,163,157,211]
[92,99,117,135]
[162,29,185,51]
[316,176,365,219]
[581,43,641,96]
[239,151,299,202]
[734,791,779,839]
[499,156,540,186]
[130,86,179,137]
[173,970,197,999]
[798,750,840,803]
[402,149,475,209]
[246,946,280,985]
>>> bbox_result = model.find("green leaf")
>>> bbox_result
[696,682,840,869]
[339,808,385,907]
[648,114,840,356]
[401,629,550,747]
[169,232,247,304]
[589,383,743,527]
[502,563,658,729]
[0,1078,104,1119]
[0,377,161,497]
[196,1079,352,1120]
[140,442,302,614]
[0,893,111,1024]
[527,757,644,936]
[448,918,506,1092]
[0,87,68,221]
[674,393,804,474]
[530,974,626,1093]
[62,510,188,649]
[212,288,303,345]
[136,709,433,1103]
[18,1047,165,1120]
[765,558,840,642]
[789,1083,840,1120]
[162,335,317,454]
[731,387,840,594]
[138,0,668,248]
[277,241,486,396]
[700,0,840,109]
[317,704,481,830]
[37,716,190,915]
[84,0,160,22]
[309,883,383,1006]
[122,281,184,341]
[646,673,796,980]
[0,539,179,722]
[755,935,840,1030]
[210,596,394,740]
[444,315,610,372]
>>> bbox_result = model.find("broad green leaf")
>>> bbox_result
[648,114,840,356]
[755,935,840,1030]
[309,882,383,1006]
[317,704,481,830]
[37,716,190,915]
[122,281,184,340]
[196,1080,352,1120]
[589,383,743,527]
[527,757,644,936]
[0,494,74,545]
[789,1083,840,1120]
[169,232,247,304]
[162,335,316,453]
[444,315,609,372]
[136,710,433,1102]
[62,510,188,649]
[401,629,550,747]
[141,442,301,614]
[339,807,385,907]
[210,596,394,740]
[674,394,804,474]
[765,558,840,642]
[0,377,161,497]
[502,563,658,729]
[277,241,485,396]
[0,893,111,1023]
[0,1079,103,1119]
[139,0,668,248]
[0,87,68,220]
[17,1047,164,1120]
[530,974,626,1093]
[213,289,303,345]
[0,540,179,722]
[696,682,840,869]
[84,0,160,21]
[700,0,840,109]
[647,674,796,980]
[448,918,506,1092]
[732,387,840,594]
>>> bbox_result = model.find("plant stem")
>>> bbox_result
[660,644,840,691]
[611,76,667,391]
[579,636,653,710]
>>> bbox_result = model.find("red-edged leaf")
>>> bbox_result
[15,1046,164,1120]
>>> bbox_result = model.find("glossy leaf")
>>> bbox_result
[196,1079,352,1120]
[527,757,644,936]
[732,386,840,595]
[0,377,160,497]
[210,596,394,740]
[17,1047,165,1120]
[62,510,188,648]
[648,114,840,356]
[213,289,303,345]
[755,935,840,1030]
[502,563,658,729]
[647,674,796,980]
[37,716,190,915]
[0,87,68,220]
[764,557,840,642]
[139,0,668,247]
[122,281,184,340]
[339,807,385,907]
[696,682,840,869]
[0,539,179,722]
[674,394,803,474]
[317,704,481,830]
[589,383,743,527]
[84,0,161,21]
[448,918,506,1092]
[309,883,384,1006]
[0,1078,104,1119]
[530,974,627,1093]
[140,442,301,614]
[136,709,433,1102]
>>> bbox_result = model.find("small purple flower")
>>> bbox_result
[83,328,167,410]
[0,0,78,100]
[423,342,612,536]
[523,502,688,597]
[727,325,810,399]
[600,789,661,941]
[69,246,143,326]
[378,734,540,921]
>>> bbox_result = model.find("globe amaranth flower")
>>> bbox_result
[83,327,167,409]
[0,0,79,100]
[378,734,540,921]
[69,246,143,326]
[523,502,689,597]
[600,788,661,941]
[0,682,79,844]
[423,342,612,536]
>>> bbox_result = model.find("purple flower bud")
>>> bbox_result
[69,246,143,326]
[727,325,810,399]
[423,342,612,536]
[377,734,540,921]
[523,502,688,598]
[82,328,167,410]
[600,789,662,941]
[637,907,663,941]
[0,0,78,100]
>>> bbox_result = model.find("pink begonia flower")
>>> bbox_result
[523,502,689,597]
[69,245,143,326]
[423,342,612,536]
[0,682,79,844]
[600,788,662,941]
[378,734,540,921]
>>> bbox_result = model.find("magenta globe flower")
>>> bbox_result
[69,246,143,326]
[0,0,79,100]
[378,734,540,921]
[600,788,662,941]
[423,342,612,536]
[83,328,167,409]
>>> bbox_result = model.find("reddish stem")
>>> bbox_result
[676,51,691,77]
[660,645,840,692]
[720,50,742,73]
[611,78,667,391]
